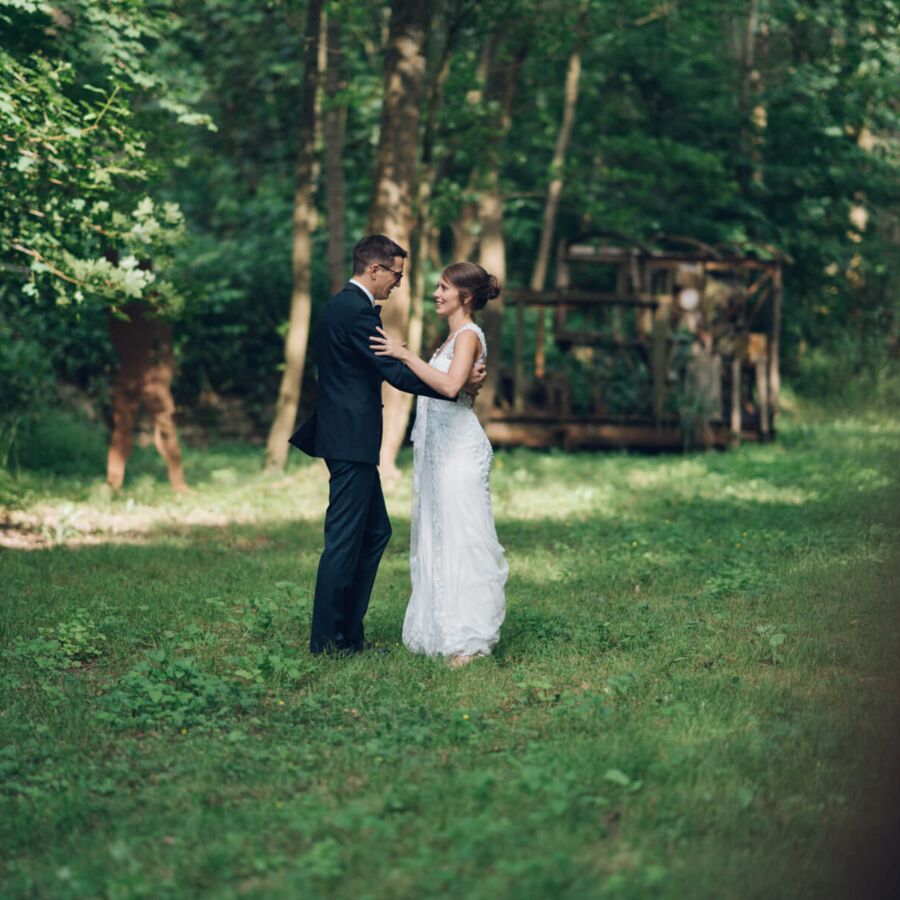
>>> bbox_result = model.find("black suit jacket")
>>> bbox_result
[289,282,451,465]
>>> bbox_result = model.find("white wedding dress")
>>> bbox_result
[403,322,508,657]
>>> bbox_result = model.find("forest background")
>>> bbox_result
[2,4,899,896]
[0,0,898,476]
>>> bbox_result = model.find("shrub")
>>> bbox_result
[0,296,54,469]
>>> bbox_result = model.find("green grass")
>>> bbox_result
[1,408,898,898]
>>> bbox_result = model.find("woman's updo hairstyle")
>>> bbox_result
[442,262,501,312]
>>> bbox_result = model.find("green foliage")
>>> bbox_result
[99,647,263,730]
[4,607,109,707]
[791,330,900,411]
[12,405,109,477]
[51,197,188,311]
[40,609,108,666]
[0,2,193,310]
[1,0,897,449]
[754,623,788,666]
[0,292,53,466]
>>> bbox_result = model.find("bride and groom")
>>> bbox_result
[290,234,507,667]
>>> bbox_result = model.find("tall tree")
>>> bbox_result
[474,33,528,420]
[264,0,324,471]
[0,0,202,454]
[529,2,587,379]
[367,0,431,478]
[324,10,347,293]
[410,0,471,362]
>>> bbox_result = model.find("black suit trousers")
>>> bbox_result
[310,459,392,653]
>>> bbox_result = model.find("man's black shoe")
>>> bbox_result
[312,642,357,657]
[312,641,389,657]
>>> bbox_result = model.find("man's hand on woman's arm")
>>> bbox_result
[463,362,487,396]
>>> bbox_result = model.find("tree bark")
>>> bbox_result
[411,1,468,361]
[530,19,584,378]
[474,36,528,421]
[324,13,347,294]
[107,304,187,492]
[367,0,431,478]
[449,207,478,261]
[264,0,324,471]
[477,172,507,414]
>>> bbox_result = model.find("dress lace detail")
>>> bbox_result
[404,323,508,657]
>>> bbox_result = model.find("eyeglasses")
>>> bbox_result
[377,263,404,283]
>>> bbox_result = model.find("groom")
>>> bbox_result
[290,235,485,655]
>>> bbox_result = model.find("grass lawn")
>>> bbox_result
[1,407,898,898]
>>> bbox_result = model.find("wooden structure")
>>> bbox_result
[485,234,784,451]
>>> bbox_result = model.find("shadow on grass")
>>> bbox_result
[3,418,899,899]
[3,465,896,663]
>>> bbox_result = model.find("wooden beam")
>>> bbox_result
[744,271,772,299]
[756,358,770,438]
[484,420,747,451]
[565,250,779,271]
[652,293,672,426]
[555,334,647,349]
[505,288,660,308]
[746,281,772,324]
[704,259,780,273]
[488,412,680,425]
[730,355,742,443]
[535,307,546,378]
[514,298,525,413]
[486,421,565,449]
[769,265,782,422]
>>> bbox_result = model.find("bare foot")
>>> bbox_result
[449,654,474,669]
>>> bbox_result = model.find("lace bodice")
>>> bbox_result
[411,322,487,443]
[430,323,486,410]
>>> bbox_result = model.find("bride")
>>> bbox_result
[370,262,508,667]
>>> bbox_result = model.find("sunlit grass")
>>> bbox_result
[1,408,898,898]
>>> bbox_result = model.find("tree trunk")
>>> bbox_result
[324,14,347,294]
[477,172,507,417]
[452,202,480,261]
[367,0,431,478]
[530,21,584,378]
[107,304,187,492]
[473,37,528,422]
[736,0,759,197]
[264,0,324,471]
[411,1,467,361]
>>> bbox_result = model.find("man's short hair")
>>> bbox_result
[352,235,407,275]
